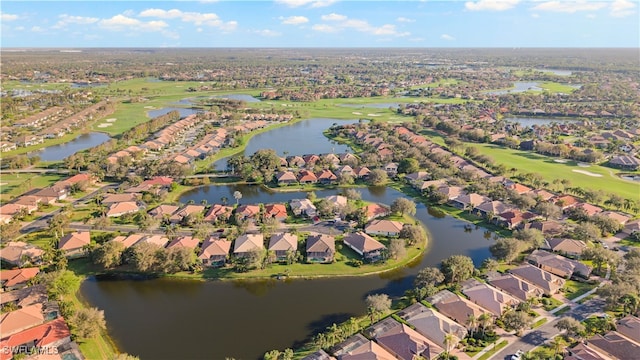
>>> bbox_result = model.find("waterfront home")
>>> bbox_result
[335,165,355,177]
[384,162,398,175]
[169,205,205,224]
[268,232,298,262]
[495,209,539,229]
[526,249,592,279]
[302,349,335,360]
[149,204,180,220]
[0,268,40,291]
[486,272,545,302]
[265,203,288,221]
[0,242,44,267]
[303,154,320,167]
[166,236,200,250]
[436,185,466,201]
[352,166,371,179]
[0,285,47,309]
[306,233,335,263]
[362,203,390,221]
[58,231,90,258]
[509,264,565,295]
[0,141,17,152]
[286,156,306,168]
[364,219,404,237]
[106,201,142,217]
[137,235,170,248]
[111,234,144,248]
[427,290,487,326]
[233,234,264,257]
[449,193,491,210]
[325,195,348,210]
[0,304,45,337]
[297,170,318,184]
[199,238,231,267]
[460,279,520,317]
[472,200,514,218]
[405,171,431,185]
[289,198,317,217]
[101,193,140,205]
[275,171,297,185]
[521,219,565,237]
[364,317,444,360]
[397,303,467,349]
[331,333,394,360]
[0,317,71,357]
[203,204,233,223]
[342,232,386,262]
[543,238,587,258]
[339,152,359,165]
[315,169,338,184]
[235,205,261,221]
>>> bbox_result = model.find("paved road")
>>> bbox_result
[492,298,606,360]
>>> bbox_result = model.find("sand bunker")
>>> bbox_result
[0,183,7,186]
[367,113,381,117]
[577,162,590,167]
[572,169,602,177]
[352,112,362,115]
[143,106,155,109]
[554,159,568,163]
[105,118,117,122]
[97,123,113,128]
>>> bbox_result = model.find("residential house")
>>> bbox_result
[449,193,491,210]
[342,232,386,262]
[297,170,318,184]
[306,233,335,263]
[573,203,603,217]
[203,204,233,223]
[505,183,532,195]
[495,209,538,229]
[265,203,288,221]
[544,238,587,258]
[384,162,398,176]
[148,204,180,220]
[364,220,404,237]
[486,272,545,302]
[199,238,231,267]
[608,155,640,170]
[289,198,317,218]
[473,201,513,219]
[235,205,261,221]
[138,235,170,248]
[555,195,580,210]
[0,317,71,358]
[582,331,640,360]
[286,156,306,168]
[522,220,565,237]
[233,234,264,257]
[315,169,337,184]
[0,141,17,152]
[623,219,640,235]
[352,166,371,179]
[268,232,298,262]
[526,249,592,279]
[362,203,390,221]
[405,172,430,185]
[460,279,520,317]
[12,197,40,213]
[0,304,45,337]
[0,285,47,309]
[364,317,444,360]
[339,152,358,165]
[169,205,205,224]
[427,290,488,326]
[322,153,341,167]
[106,201,142,217]
[509,264,566,295]
[566,342,613,360]
[101,193,140,205]
[275,171,298,185]
[166,236,200,250]
[397,303,467,349]
[335,165,355,177]
[302,350,335,360]
[58,231,90,258]
[331,333,394,360]
[0,268,40,290]
[531,189,556,202]
[325,195,348,210]
[616,316,640,344]
[0,242,44,267]
[33,186,67,202]
[436,185,466,201]
[600,211,630,226]
[303,154,320,167]
[111,234,144,248]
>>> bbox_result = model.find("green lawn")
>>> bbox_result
[539,82,578,94]
[0,173,65,203]
[467,143,639,201]
[541,296,564,311]
[563,280,596,300]
[477,340,508,360]
[532,318,548,328]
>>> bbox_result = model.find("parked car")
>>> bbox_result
[510,350,524,360]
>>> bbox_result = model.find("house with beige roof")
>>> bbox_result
[235,205,261,221]
[365,317,444,360]
[397,303,467,349]
[544,238,588,258]
[365,220,404,237]
[616,316,640,344]
[461,279,520,317]
[138,235,170,248]
[427,290,488,326]
[526,249,592,279]
[302,350,335,360]
[148,204,180,220]
[199,238,231,267]
[203,204,233,223]
[169,204,205,224]
[101,193,140,205]
[449,193,491,210]
[623,218,640,235]
[166,236,200,250]
[582,331,640,360]
[306,233,335,263]
[599,211,630,225]
[106,201,142,217]
[331,333,394,360]
[233,234,264,257]
[486,272,544,302]
[289,198,316,218]
[0,317,72,358]
[275,171,298,185]
[268,233,298,262]
[58,231,90,257]
[362,203,391,221]
[111,234,145,248]
[0,268,40,290]
[342,232,386,262]
[0,303,45,337]
[509,264,565,295]
[0,242,44,267]
[472,201,514,218]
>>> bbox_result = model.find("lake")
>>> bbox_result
[82,185,495,360]
[212,118,361,171]
[29,132,111,161]
[485,81,542,95]
[505,117,581,127]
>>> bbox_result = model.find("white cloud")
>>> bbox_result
[465,0,520,11]
[53,14,99,29]
[254,29,282,37]
[99,14,168,32]
[530,1,607,13]
[610,0,636,17]
[138,8,237,30]
[321,13,347,21]
[441,34,455,40]
[276,0,338,8]
[313,14,410,37]
[31,26,45,32]
[280,15,309,25]
[1,13,19,21]
[396,17,415,23]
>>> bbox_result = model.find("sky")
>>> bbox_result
[1,0,638,48]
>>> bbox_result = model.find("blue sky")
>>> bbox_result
[1,1,638,48]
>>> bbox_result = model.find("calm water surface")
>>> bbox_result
[505,117,581,127]
[30,132,111,161]
[485,81,541,95]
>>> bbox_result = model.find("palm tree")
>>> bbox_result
[466,314,478,338]
[443,332,458,358]
[550,336,566,358]
[233,191,242,205]
[478,313,493,338]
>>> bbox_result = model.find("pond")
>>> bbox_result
[29,132,111,161]
[505,117,581,127]
[212,118,361,171]
[485,81,542,95]
[534,68,573,76]
[214,94,261,102]
[82,185,495,360]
